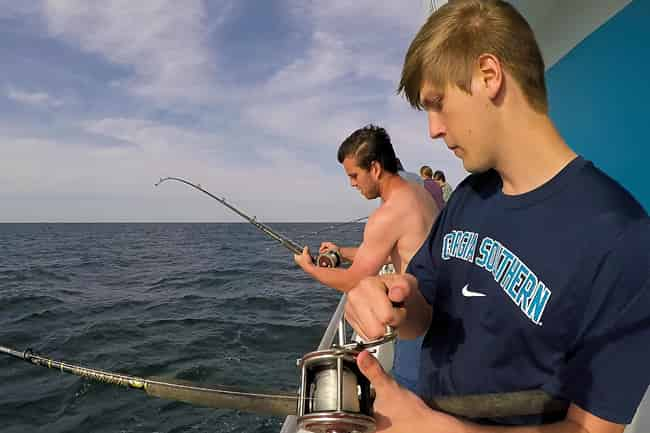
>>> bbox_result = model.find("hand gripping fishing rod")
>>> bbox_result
[0,343,568,431]
[155,177,341,268]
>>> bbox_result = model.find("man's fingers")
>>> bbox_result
[387,285,406,303]
[346,278,395,339]
[357,350,396,395]
[383,274,415,303]
[345,298,384,340]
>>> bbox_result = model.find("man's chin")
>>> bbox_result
[463,160,490,174]
[461,157,482,173]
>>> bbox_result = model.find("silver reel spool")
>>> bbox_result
[296,323,397,433]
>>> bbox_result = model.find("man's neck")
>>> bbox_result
[378,173,405,202]
[494,109,577,196]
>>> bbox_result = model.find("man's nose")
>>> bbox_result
[428,111,446,139]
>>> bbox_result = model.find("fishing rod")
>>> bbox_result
[155,176,341,268]
[0,343,568,427]
[0,345,295,416]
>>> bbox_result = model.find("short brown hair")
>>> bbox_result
[398,0,547,113]
[337,125,398,173]
[420,165,433,178]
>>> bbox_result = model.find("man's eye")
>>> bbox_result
[424,97,443,111]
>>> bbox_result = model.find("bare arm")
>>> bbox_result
[319,242,358,262]
[339,246,359,262]
[338,247,391,265]
[336,246,391,265]
[295,211,398,292]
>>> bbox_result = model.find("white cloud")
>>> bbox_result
[0,119,377,222]
[0,2,40,17]
[41,0,225,106]
[82,118,225,156]
[243,92,374,150]
[287,0,425,83]
[6,86,64,108]
[290,0,425,34]
[1,1,469,222]
[264,31,351,96]
[241,1,467,187]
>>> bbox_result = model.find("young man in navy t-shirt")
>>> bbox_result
[343,1,650,432]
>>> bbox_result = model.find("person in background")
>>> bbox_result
[343,1,650,432]
[433,169,454,203]
[419,165,445,210]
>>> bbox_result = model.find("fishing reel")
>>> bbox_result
[296,325,397,433]
[316,250,342,268]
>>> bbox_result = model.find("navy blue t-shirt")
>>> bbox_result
[407,156,650,425]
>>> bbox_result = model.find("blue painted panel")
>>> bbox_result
[546,0,649,211]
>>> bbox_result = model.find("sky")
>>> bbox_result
[0,0,466,222]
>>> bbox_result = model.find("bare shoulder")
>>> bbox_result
[368,183,426,229]
[386,181,437,232]
[366,201,399,232]
[391,181,434,214]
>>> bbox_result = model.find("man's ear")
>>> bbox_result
[475,53,503,101]
[370,160,382,179]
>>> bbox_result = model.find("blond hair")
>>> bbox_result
[398,0,547,113]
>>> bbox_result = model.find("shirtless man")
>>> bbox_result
[294,124,438,391]
[294,124,438,292]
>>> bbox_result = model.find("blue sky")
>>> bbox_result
[0,0,465,222]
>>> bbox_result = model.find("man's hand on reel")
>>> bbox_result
[356,350,463,433]
[319,241,340,255]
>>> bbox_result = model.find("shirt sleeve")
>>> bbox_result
[557,219,650,424]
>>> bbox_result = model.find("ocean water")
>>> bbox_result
[0,223,364,433]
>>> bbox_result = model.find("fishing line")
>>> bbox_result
[301,215,368,239]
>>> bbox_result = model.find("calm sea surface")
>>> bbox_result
[0,223,364,433]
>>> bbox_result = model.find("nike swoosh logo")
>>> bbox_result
[461,284,486,297]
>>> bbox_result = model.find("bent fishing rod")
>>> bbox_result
[0,344,568,422]
[155,176,341,267]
